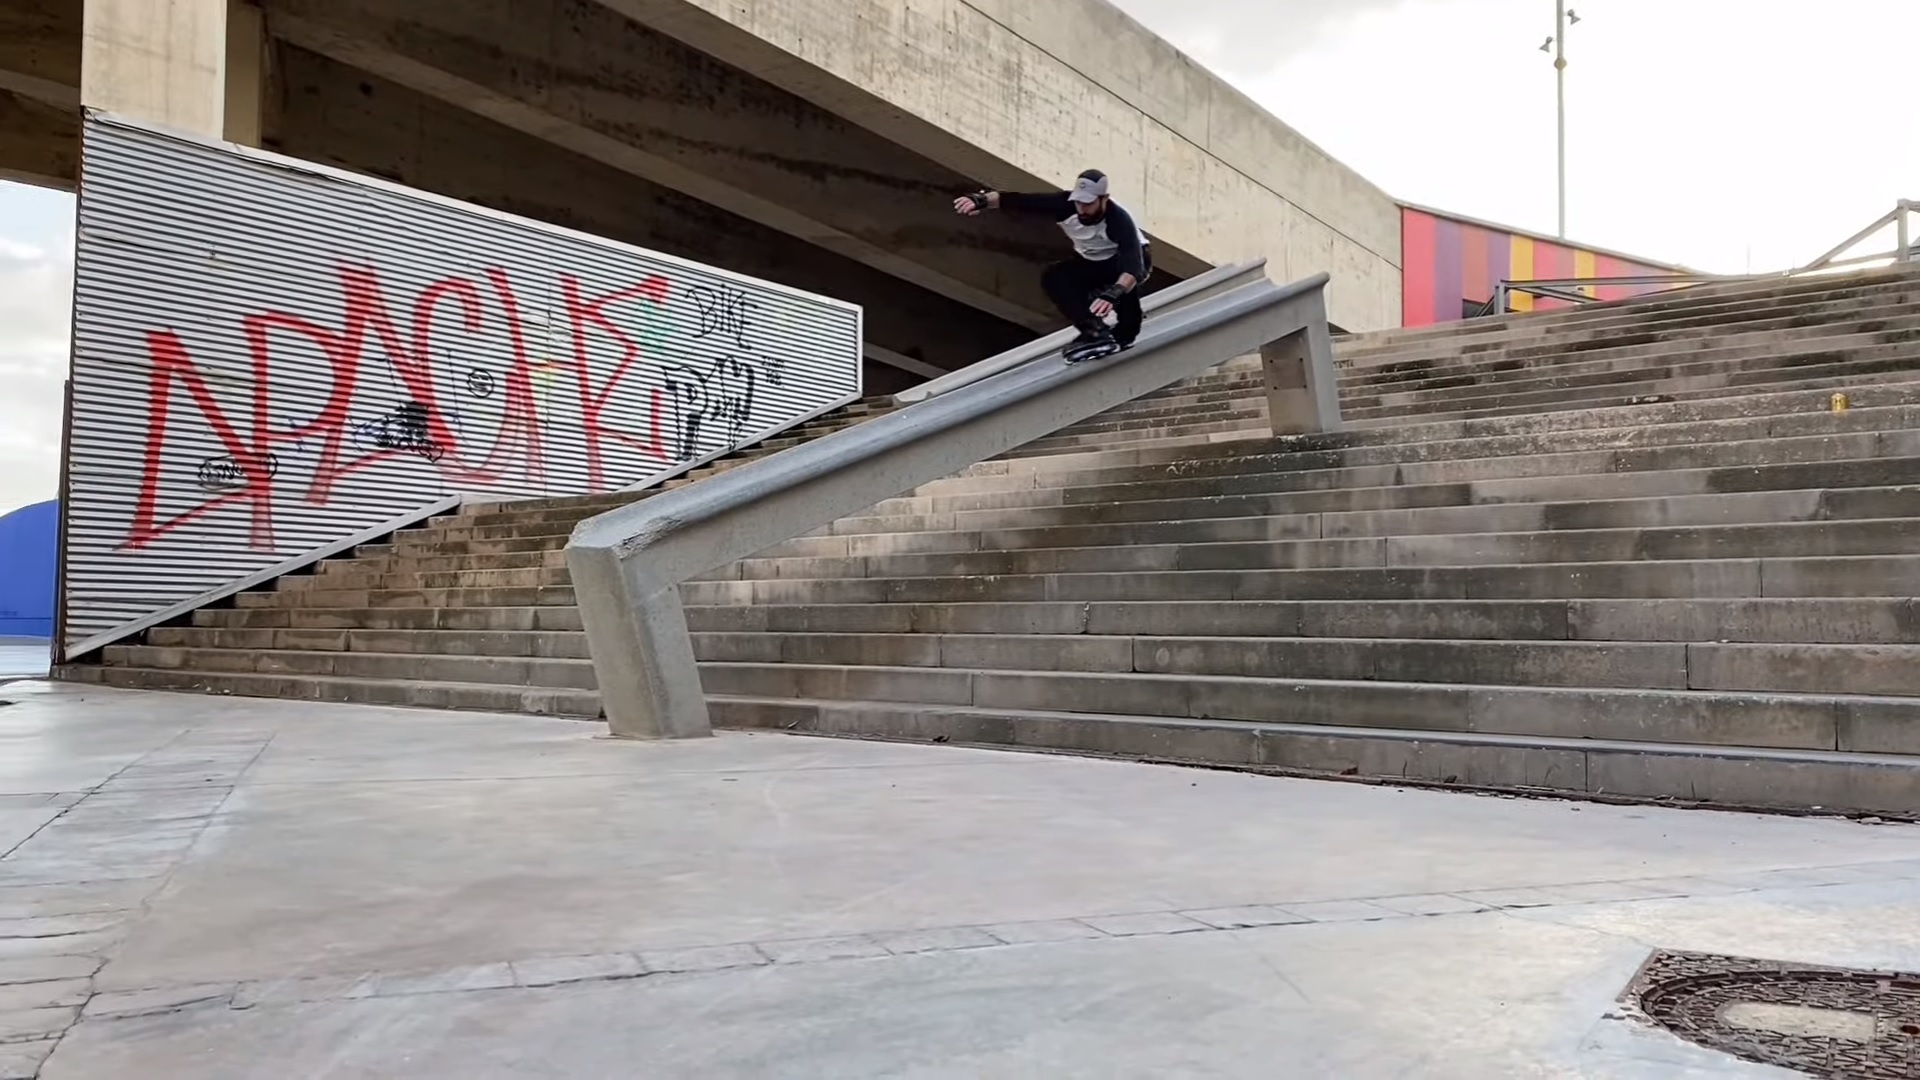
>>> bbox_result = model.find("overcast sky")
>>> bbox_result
[2,0,1917,515]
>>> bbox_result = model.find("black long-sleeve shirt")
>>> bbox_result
[998,191,1150,281]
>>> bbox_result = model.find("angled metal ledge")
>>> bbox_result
[566,269,1340,740]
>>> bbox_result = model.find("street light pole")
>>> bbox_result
[1555,0,1568,239]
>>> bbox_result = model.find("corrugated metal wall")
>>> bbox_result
[62,113,863,658]
[1401,207,1689,326]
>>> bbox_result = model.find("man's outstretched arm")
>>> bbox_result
[954,190,1073,216]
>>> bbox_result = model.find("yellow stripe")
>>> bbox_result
[1575,249,1598,297]
[1510,236,1535,312]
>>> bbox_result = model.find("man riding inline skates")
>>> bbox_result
[953,169,1153,362]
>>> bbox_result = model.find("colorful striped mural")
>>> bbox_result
[1401,206,1689,327]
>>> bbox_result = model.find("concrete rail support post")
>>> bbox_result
[1260,294,1344,435]
[81,0,263,142]
[567,268,1338,740]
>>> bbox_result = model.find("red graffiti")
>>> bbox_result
[123,264,675,552]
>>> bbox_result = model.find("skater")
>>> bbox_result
[953,169,1153,362]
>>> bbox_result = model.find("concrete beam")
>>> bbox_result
[270,45,1028,374]
[566,267,1335,739]
[590,0,1403,332]
[0,0,81,108]
[260,0,1062,330]
[0,88,77,189]
[863,344,944,380]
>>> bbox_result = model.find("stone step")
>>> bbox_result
[680,554,1920,607]
[931,410,1920,507]
[86,638,1920,761]
[355,407,1920,557]
[1012,368,1920,457]
[234,583,578,610]
[312,548,565,578]
[1128,350,1920,424]
[1094,333,1920,429]
[185,596,1920,646]
[65,653,1920,818]
[763,486,1920,562]
[716,518,1920,585]
[287,485,1920,593]
[103,643,601,691]
[62,662,601,717]
[1342,346,1920,416]
[983,379,1920,484]
[354,458,1920,569]
[1010,417,1920,508]
[695,663,1920,754]
[135,622,1920,698]
[1130,317,1920,417]
[150,625,594,660]
[192,603,589,633]
[1243,284,1920,385]
[691,597,1920,644]
[697,631,1920,698]
[281,563,573,593]
[706,696,1920,816]
[839,450,1920,537]
[1115,349,1920,442]
[411,377,1920,545]
[1348,363,1920,425]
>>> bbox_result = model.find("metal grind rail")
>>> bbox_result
[565,264,1342,740]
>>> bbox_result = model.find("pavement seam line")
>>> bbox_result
[2,732,275,1075]
[64,858,1920,1018]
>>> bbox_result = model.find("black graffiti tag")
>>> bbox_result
[690,286,757,349]
[663,355,783,462]
[196,452,279,493]
[465,368,495,398]
[352,400,444,463]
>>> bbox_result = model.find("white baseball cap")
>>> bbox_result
[1069,169,1109,204]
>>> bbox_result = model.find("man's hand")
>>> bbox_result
[953,190,995,216]
[1090,281,1128,319]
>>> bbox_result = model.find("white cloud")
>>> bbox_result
[1109,0,1404,75]
[1112,0,1920,275]
[0,200,73,518]
[0,238,48,264]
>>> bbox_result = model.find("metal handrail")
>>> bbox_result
[565,266,1339,740]
[892,259,1270,405]
[1474,199,1920,318]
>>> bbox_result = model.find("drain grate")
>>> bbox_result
[1624,950,1920,1078]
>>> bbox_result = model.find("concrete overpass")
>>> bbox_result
[1,0,1401,389]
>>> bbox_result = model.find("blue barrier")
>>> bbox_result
[0,500,58,640]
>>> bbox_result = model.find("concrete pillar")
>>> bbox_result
[1260,316,1344,436]
[81,0,263,143]
[222,1,266,146]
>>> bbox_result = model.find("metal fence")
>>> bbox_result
[1473,200,1920,318]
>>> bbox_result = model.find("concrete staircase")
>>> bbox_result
[69,264,1920,815]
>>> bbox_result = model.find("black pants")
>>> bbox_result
[1041,251,1153,346]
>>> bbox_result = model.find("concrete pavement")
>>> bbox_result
[0,680,1916,1078]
